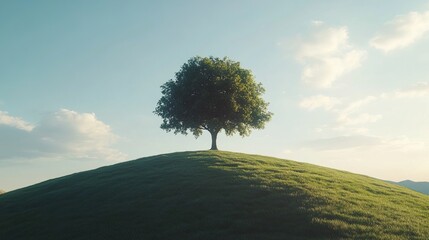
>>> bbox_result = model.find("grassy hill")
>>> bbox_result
[0,151,428,240]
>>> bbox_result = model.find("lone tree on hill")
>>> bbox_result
[154,56,272,150]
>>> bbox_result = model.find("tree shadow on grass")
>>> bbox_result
[0,151,337,240]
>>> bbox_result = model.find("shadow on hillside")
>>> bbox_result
[0,151,336,240]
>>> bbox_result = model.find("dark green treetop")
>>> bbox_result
[154,56,272,150]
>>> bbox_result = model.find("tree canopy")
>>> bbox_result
[154,56,272,150]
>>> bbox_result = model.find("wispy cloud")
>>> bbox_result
[394,82,429,97]
[0,111,34,131]
[301,135,381,151]
[300,80,429,131]
[300,94,381,129]
[370,10,429,52]
[340,96,378,114]
[286,135,429,181]
[300,135,425,153]
[336,96,382,126]
[295,23,366,88]
[299,95,341,111]
[337,113,382,126]
[0,109,125,161]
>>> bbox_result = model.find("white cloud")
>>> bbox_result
[293,80,429,181]
[381,136,426,152]
[370,11,429,52]
[302,81,429,136]
[0,111,34,131]
[334,96,382,126]
[288,135,429,181]
[0,109,125,161]
[301,135,381,151]
[337,112,382,126]
[299,95,341,111]
[300,94,381,128]
[341,96,378,114]
[296,24,366,88]
[332,126,370,135]
[394,82,429,98]
[297,26,348,60]
[311,20,324,26]
[300,135,425,153]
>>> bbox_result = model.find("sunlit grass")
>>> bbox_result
[0,151,428,239]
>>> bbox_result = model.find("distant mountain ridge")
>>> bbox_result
[390,180,429,195]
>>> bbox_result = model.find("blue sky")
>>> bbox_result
[1,1,429,191]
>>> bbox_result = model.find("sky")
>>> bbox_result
[1,0,429,191]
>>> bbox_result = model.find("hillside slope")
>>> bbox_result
[0,151,428,240]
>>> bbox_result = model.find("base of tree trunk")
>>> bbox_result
[210,131,219,150]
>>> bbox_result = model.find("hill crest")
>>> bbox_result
[0,151,428,240]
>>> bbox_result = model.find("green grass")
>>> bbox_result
[0,151,428,239]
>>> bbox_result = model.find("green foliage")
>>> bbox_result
[0,151,428,240]
[154,56,272,149]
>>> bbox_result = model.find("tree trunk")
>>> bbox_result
[210,130,218,150]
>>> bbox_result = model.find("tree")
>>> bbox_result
[154,56,272,150]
